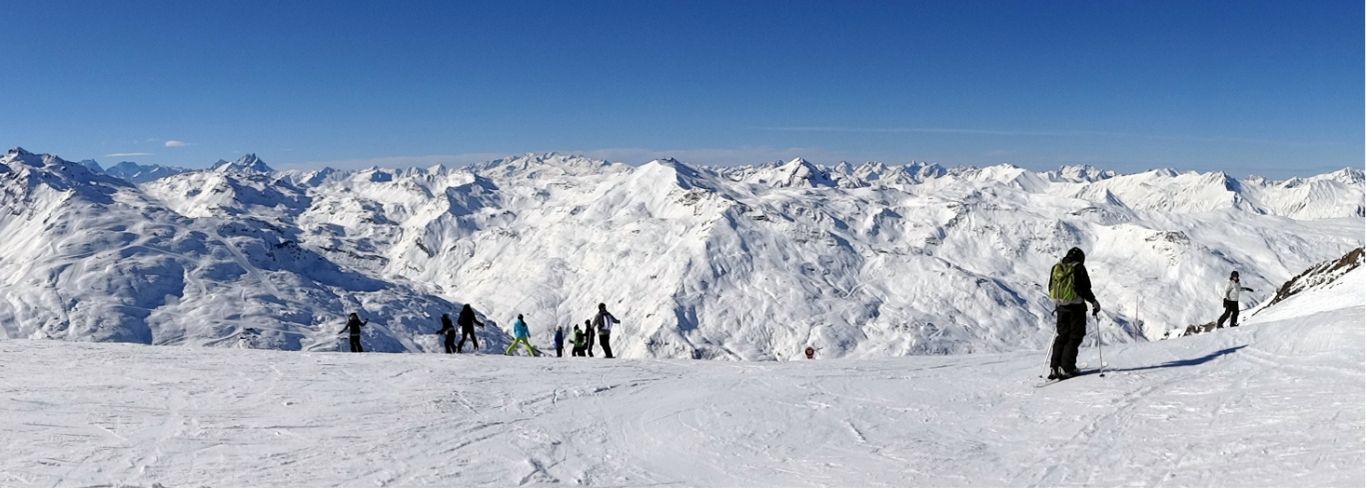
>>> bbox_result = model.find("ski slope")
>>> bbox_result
[2,268,1360,486]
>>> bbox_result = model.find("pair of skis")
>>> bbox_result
[1033,367,1103,388]
[1036,313,1111,388]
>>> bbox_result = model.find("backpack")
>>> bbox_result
[1049,261,1081,305]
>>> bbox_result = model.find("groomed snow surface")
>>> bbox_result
[2,269,1361,486]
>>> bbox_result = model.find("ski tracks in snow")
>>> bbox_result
[0,308,1361,487]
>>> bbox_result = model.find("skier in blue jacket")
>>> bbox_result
[505,314,541,356]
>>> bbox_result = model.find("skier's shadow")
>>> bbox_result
[1105,345,1247,373]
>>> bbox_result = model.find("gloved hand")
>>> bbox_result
[1090,301,1101,317]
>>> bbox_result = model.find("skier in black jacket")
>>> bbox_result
[343,313,368,353]
[1047,247,1101,379]
[456,304,485,353]
[584,318,596,357]
[436,313,457,353]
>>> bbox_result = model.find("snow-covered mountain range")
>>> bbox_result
[2,147,1361,359]
[0,147,510,353]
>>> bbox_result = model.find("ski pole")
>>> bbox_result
[1045,340,1056,377]
[1096,314,1106,378]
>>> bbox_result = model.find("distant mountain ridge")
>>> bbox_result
[73,156,191,184]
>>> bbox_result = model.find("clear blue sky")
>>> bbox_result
[2,0,1360,177]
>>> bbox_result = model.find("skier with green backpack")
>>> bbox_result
[1047,247,1102,380]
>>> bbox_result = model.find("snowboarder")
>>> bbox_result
[435,313,457,354]
[593,303,620,359]
[1047,247,1101,380]
[342,312,368,353]
[456,304,485,353]
[571,325,587,357]
[505,314,540,356]
[1216,271,1255,328]
[584,318,596,357]
[553,325,565,357]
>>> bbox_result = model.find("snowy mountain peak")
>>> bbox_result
[777,157,835,187]
[0,148,92,172]
[212,153,274,174]
[77,159,103,172]
[1055,164,1118,182]
[3,147,44,167]
[1150,168,1181,178]
[1324,167,1365,185]
[905,161,947,180]
[639,158,713,190]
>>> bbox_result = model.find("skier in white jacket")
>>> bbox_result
[592,303,620,359]
[1216,271,1255,328]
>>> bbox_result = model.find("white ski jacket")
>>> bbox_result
[1223,280,1252,301]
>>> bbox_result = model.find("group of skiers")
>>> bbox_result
[343,303,621,358]
[559,303,620,358]
[1045,246,1255,381]
[433,304,489,354]
[344,248,1256,370]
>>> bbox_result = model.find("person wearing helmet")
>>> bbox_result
[1046,247,1101,380]
[1216,271,1255,328]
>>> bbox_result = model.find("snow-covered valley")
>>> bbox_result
[1,252,1361,486]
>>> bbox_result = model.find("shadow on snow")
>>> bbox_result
[1106,345,1247,373]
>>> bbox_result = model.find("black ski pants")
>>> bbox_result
[349,335,364,353]
[586,328,596,356]
[555,342,564,357]
[443,333,456,354]
[457,327,479,353]
[1216,299,1239,328]
[599,331,613,359]
[1049,305,1086,371]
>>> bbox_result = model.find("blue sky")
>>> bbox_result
[1,0,1360,177]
